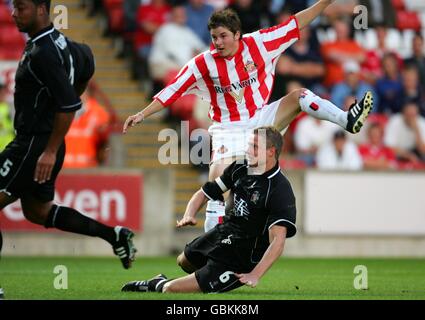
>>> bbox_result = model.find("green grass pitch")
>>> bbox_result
[1,257,425,300]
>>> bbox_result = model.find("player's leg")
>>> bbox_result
[177,252,197,274]
[0,229,2,299]
[273,88,373,134]
[20,196,136,269]
[0,193,14,300]
[204,158,231,232]
[0,191,17,210]
[162,273,201,293]
[0,161,19,300]
[178,227,220,273]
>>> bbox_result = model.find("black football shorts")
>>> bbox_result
[0,134,65,202]
[184,228,255,293]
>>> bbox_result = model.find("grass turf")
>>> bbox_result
[1,257,424,300]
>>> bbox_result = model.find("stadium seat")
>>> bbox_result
[0,4,14,25]
[0,46,22,60]
[396,11,421,31]
[0,25,25,48]
[404,0,425,11]
[392,0,405,10]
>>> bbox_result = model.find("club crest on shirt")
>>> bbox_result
[244,60,257,73]
[250,191,260,204]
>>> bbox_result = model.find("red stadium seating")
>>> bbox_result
[0,46,22,59]
[396,11,422,30]
[0,4,14,25]
[0,25,25,47]
[392,0,405,10]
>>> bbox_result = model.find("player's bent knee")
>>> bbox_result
[21,202,50,225]
[177,253,197,274]
[290,88,305,100]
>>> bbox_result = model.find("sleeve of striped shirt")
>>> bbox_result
[153,58,199,107]
[253,15,300,59]
[201,160,238,201]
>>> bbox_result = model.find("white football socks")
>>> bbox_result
[299,89,348,129]
[204,200,225,232]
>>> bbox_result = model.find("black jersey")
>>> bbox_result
[202,159,296,261]
[13,25,94,135]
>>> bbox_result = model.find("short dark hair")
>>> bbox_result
[32,0,51,13]
[208,8,242,36]
[253,126,283,161]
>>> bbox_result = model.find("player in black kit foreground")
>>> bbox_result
[122,126,296,293]
[0,0,136,278]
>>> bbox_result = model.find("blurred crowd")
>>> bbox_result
[1,0,425,171]
[86,0,425,171]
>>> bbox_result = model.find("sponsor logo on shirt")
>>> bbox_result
[213,77,257,103]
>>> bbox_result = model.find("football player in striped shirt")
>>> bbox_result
[123,0,373,232]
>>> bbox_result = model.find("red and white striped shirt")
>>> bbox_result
[154,16,300,126]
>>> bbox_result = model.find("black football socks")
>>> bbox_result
[45,204,116,244]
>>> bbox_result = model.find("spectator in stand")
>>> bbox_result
[228,0,262,33]
[384,102,425,164]
[149,5,206,86]
[361,23,403,85]
[123,0,141,33]
[64,86,111,168]
[358,122,396,170]
[271,25,324,102]
[0,80,14,151]
[401,66,425,117]
[133,0,171,79]
[294,116,339,167]
[321,17,365,88]
[331,60,377,111]
[404,32,425,91]
[375,52,403,115]
[316,130,363,170]
[185,0,215,46]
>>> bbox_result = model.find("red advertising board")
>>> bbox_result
[0,173,142,231]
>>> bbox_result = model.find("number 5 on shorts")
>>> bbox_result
[0,159,13,177]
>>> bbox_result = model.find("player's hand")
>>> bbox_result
[34,151,56,184]
[176,216,197,228]
[235,273,259,288]
[123,112,144,134]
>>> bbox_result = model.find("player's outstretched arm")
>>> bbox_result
[235,225,287,288]
[176,189,208,228]
[122,99,165,133]
[295,0,334,29]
